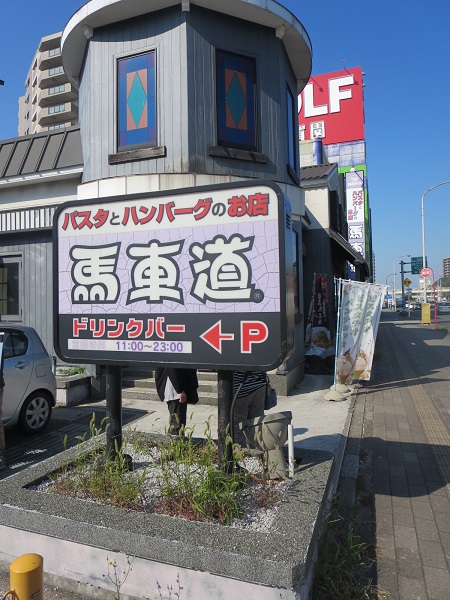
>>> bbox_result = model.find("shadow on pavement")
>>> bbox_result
[0,406,148,481]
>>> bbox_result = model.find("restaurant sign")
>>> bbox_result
[53,181,295,370]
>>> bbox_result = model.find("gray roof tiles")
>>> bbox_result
[0,127,82,180]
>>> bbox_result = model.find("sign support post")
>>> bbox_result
[217,370,234,472]
[105,365,123,459]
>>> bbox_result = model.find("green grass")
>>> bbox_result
[312,508,389,600]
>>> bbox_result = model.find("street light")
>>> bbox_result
[393,255,410,310]
[385,274,394,308]
[421,181,450,281]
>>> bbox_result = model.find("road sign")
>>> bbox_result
[404,278,412,287]
[53,180,295,371]
[419,267,431,278]
[385,294,392,299]
[411,256,426,275]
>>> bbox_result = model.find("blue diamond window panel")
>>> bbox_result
[216,51,256,150]
[118,52,156,150]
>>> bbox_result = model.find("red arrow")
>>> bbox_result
[200,321,234,353]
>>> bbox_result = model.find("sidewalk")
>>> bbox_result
[337,310,450,600]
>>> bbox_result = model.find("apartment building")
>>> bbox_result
[443,257,450,278]
[18,32,78,136]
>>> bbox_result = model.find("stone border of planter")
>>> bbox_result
[0,433,341,599]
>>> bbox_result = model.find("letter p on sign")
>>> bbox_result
[241,321,268,353]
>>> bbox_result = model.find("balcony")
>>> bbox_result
[38,102,79,127]
[38,33,62,53]
[38,48,62,72]
[39,68,68,89]
[38,84,77,108]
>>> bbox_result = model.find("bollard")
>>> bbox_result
[1,554,43,600]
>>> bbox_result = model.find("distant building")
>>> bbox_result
[443,257,450,278]
[298,67,373,281]
[18,32,78,136]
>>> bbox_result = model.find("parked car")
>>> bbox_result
[438,301,450,314]
[1,325,56,434]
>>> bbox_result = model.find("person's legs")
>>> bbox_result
[233,394,254,447]
[233,387,266,447]
[247,386,265,420]
[167,400,187,436]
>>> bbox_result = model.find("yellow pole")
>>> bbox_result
[2,554,43,600]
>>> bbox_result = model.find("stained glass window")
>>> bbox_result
[216,50,256,150]
[118,52,156,151]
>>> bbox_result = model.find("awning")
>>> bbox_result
[326,228,369,274]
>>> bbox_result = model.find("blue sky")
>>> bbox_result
[0,0,449,289]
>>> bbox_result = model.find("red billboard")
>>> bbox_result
[298,67,364,144]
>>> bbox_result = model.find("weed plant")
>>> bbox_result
[51,415,146,510]
[49,415,257,525]
[312,510,388,600]
[133,420,249,524]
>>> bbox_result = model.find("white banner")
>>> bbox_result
[336,280,386,384]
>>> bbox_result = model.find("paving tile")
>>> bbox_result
[390,476,410,494]
[409,484,429,499]
[434,512,450,534]
[376,533,396,561]
[415,518,441,542]
[390,464,407,478]
[396,547,423,578]
[439,532,450,566]
[394,524,418,550]
[393,505,415,527]
[411,501,434,521]
[398,576,428,600]
[423,566,450,600]
[377,557,399,600]
[429,494,450,514]
[422,469,444,485]
[407,473,427,487]
[418,539,448,569]
[377,512,394,536]
[391,496,412,508]
[403,451,420,463]
[375,494,393,513]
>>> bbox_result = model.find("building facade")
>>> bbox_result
[443,257,450,279]
[298,67,373,282]
[18,32,79,136]
[2,0,315,393]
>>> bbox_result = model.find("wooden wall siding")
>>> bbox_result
[186,5,298,183]
[80,6,188,183]
[80,4,299,187]
[0,232,54,355]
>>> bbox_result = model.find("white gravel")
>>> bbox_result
[30,442,290,532]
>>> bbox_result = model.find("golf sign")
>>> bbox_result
[53,181,295,370]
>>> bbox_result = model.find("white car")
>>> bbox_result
[1,325,56,434]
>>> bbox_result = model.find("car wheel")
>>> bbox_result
[18,391,53,434]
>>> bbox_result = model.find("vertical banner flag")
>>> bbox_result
[345,170,366,280]
[336,281,387,383]
[305,274,333,357]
